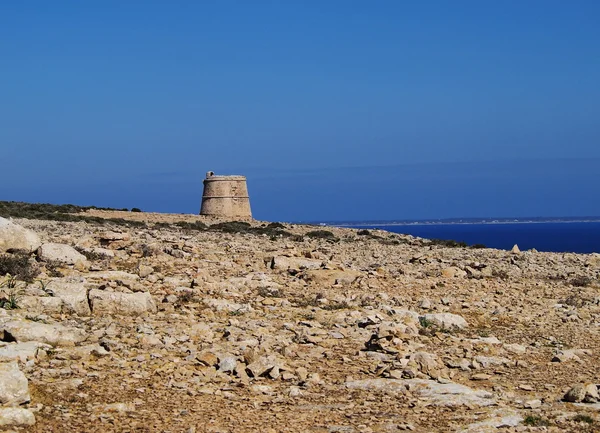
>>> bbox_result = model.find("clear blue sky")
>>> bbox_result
[1,1,599,221]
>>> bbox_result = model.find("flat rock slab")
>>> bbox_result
[0,319,87,347]
[459,409,523,432]
[0,361,30,406]
[89,289,157,316]
[0,341,50,362]
[420,313,468,330]
[271,256,323,272]
[37,243,87,265]
[345,378,495,407]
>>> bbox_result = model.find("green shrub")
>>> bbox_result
[305,230,337,241]
[210,221,252,233]
[0,251,39,282]
[571,276,592,287]
[524,416,549,427]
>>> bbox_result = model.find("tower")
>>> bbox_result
[199,171,252,219]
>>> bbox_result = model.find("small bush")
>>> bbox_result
[357,229,371,236]
[74,247,106,262]
[0,289,21,310]
[305,230,337,241]
[524,416,550,427]
[131,208,142,212]
[175,221,208,231]
[266,222,285,229]
[428,238,468,248]
[210,221,252,233]
[0,251,39,282]
[573,414,594,424]
[571,276,592,287]
[471,244,487,249]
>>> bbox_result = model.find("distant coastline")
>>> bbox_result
[314,217,600,228]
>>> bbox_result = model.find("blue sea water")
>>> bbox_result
[348,222,600,254]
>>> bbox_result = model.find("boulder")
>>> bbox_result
[0,362,30,406]
[0,407,36,427]
[564,383,600,403]
[0,319,87,347]
[0,217,41,253]
[88,289,157,316]
[37,243,87,265]
[511,244,520,254]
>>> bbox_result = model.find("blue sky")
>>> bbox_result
[1,1,599,221]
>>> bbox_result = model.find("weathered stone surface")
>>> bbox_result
[0,362,30,406]
[300,269,362,286]
[37,243,87,265]
[564,383,599,403]
[89,289,157,316]
[0,217,41,252]
[441,266,467,278]
[0,341,50,362]
[17,296,63,314]
[345,379,495,406]
[0,407,36,427]
[459,410,523,432]
[421,313,468,330]
[271,256,322,272]
[45,279,91,316]
[0,319,87,347]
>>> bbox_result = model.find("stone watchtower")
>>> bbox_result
[199,171,252,219]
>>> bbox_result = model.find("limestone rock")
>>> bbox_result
[300,269,363,286]
[271,256,322,272]
[37,243,87,265]
[441,267,467,278]
[420,313,468,330]
[0,341,51,362]
[0,217,41,253]
[0,407,36,427]
[0,362,30,406]
[45,279,91,316]
[0,319,87,347]
[511,244,520,254]
[88,289,157,316]
[564,383,600,403]
[345,378,495,406]
[17,296,63,314]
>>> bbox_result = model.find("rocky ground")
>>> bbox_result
[1,209,600,432]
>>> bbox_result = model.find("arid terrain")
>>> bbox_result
[1,206,600,432]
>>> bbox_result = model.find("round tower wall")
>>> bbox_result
[200,175,252,219]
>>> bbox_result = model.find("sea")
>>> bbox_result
[327,220,600,254]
